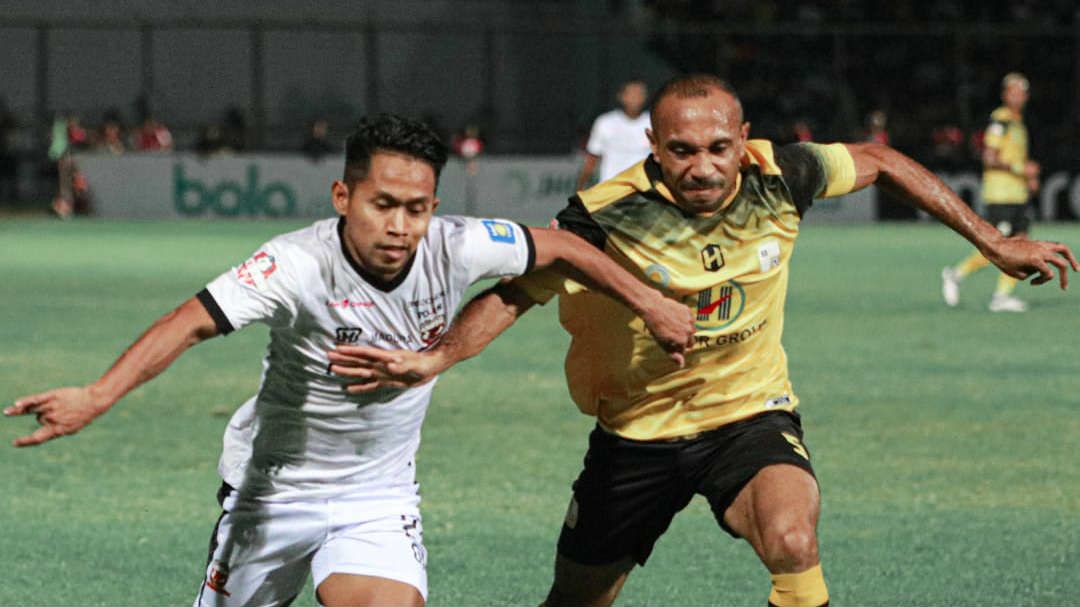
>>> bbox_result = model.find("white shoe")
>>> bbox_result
[989,293,1027,313]
[941,267,960,307]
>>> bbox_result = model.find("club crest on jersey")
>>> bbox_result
[687,280,746,331]
[411,292,448,347]
[700,244,725,271]
[482,219,516,243]
[236,251,278,289]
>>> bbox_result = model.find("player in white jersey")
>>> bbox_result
[576,79,652,190]
[6,114,695,606]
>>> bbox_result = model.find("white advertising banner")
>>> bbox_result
[75,153,1080,224]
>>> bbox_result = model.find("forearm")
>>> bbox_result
[531,228,663,319]
[88,297,218,409]
[576,154,599,191]
[853,143,1004,256]
[429,282,532,371]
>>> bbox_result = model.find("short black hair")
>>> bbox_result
[343,113,448,185]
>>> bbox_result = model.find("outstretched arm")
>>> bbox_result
[4,297,219,447]
[845,142,1077,287]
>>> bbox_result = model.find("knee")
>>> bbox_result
[761,524,819,572]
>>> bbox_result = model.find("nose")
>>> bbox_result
[386,207,407,235]
[688,152,717,180]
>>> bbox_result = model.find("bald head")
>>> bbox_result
[650,74,743,130]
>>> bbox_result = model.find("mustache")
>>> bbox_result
[680,176,726,190]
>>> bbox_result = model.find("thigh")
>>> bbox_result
[195,488,325,606]
[311,507,427,603]
[557,425,693,568]
[694,411,818,538]
[722,463,820,567]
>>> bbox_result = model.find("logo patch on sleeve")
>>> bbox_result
[482,219,516,244]
[236,251,278,289]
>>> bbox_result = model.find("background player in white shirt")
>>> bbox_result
[5,114,694,606]
[576,79,652,190]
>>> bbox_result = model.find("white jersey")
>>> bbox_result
[585,109,652,181]
[198,216,535,501]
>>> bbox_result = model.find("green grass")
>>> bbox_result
[1,218,1078,605]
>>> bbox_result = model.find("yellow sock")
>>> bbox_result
[768,564,829,607]
[995,273,1019,295]
[956,251,991,278]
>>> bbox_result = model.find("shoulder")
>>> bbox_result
[263,218,334,278]
[741,140,783,175]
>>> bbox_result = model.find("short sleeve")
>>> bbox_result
[774,142,857,215]
[457,218,536,285]
[585,116,608,157]
[199,241,301,335]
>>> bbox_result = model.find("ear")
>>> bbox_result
[740,121,751,142]
[331,180,350,216]
[431,196,440,213]
[646,127,658,159]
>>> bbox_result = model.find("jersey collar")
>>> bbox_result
[336,217,415,292]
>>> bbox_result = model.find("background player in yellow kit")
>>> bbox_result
[942,72,1041,312]
[327,75,1076,607]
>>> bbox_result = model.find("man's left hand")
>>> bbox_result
[986,237,1079,289]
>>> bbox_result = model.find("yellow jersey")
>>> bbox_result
[517,140,856,440]
[982,106,1030,204]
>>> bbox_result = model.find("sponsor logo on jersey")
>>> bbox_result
[688,281,745,331]
[700,243,725,271]
[335,327,364,344]
[205,560,231,597]
[236,251,277,289]
[326,297,375,309]
[482,219,516,243]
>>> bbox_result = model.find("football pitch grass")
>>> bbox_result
[2,217,1078,605]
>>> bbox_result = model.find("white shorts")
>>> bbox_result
[195,483,427,606]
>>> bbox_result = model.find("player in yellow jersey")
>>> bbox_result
[942,72,1042,312]
[327,75,1077,607]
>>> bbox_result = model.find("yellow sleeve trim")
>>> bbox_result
[818,143,857,198]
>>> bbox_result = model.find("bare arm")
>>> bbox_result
[576,153,600,191]
[329,225,697,392]
[846,142,1076,287]
[5,297,219,446]
[328,281,533,393]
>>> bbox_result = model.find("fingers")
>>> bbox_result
[1047,254,1070,290]
[1055,243,1079,272]
[13,425,60,448]
[328,345,403,365]
[667,351,686,368]
[5,391,57,416]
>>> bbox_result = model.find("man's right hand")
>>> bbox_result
[639,294,696,367]
[5,386,109,447]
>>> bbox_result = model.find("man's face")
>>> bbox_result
[1003,81,1029,111]
[647,89,749,215]
[332,151,439,281]
[619,82,648,118]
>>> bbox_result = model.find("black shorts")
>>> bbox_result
[556,410,816,566]
[986,203,1031,237]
